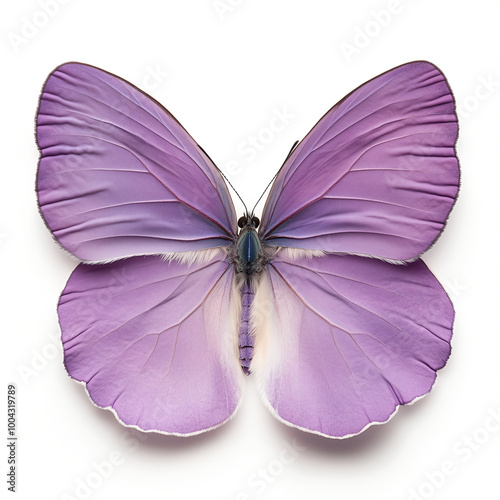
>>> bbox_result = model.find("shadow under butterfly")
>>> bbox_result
[35,61,460,438]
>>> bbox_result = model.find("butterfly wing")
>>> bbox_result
[252,252,453,438]
[36,62,237,262]
[37,63,243,434]
[259,61,459,262]
[59,252,243,435]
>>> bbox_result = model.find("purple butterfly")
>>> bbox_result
[36,61,459,438]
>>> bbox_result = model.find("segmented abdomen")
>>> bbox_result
[239,279,254,375]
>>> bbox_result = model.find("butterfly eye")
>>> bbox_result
[238,216,246,228]
[251,216,260,228]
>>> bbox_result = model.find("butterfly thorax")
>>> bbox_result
[236,225,263,275]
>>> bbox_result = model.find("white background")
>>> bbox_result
[2,1,500,499]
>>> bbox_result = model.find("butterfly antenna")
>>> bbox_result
[250,140,299,217]
[198,145,249,216]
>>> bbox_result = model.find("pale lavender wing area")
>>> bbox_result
[259,61,459,262]
[36,62,237,262]
[254,252,453,438]
[59,253,243,435]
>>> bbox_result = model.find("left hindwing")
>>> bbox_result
[59,252,243,435]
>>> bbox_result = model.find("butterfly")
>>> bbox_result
[36,61,459,438]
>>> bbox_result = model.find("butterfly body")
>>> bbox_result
[36,61,459,438]
[235,217,264,374]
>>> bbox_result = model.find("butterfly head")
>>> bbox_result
[237,215,260,230]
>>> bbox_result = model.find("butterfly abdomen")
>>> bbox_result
[238,279,254,375]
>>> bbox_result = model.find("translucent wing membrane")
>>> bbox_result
[253,252,453,438]
[36,63,237,262]
[259,61,459,262]
[59,253,243,435]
